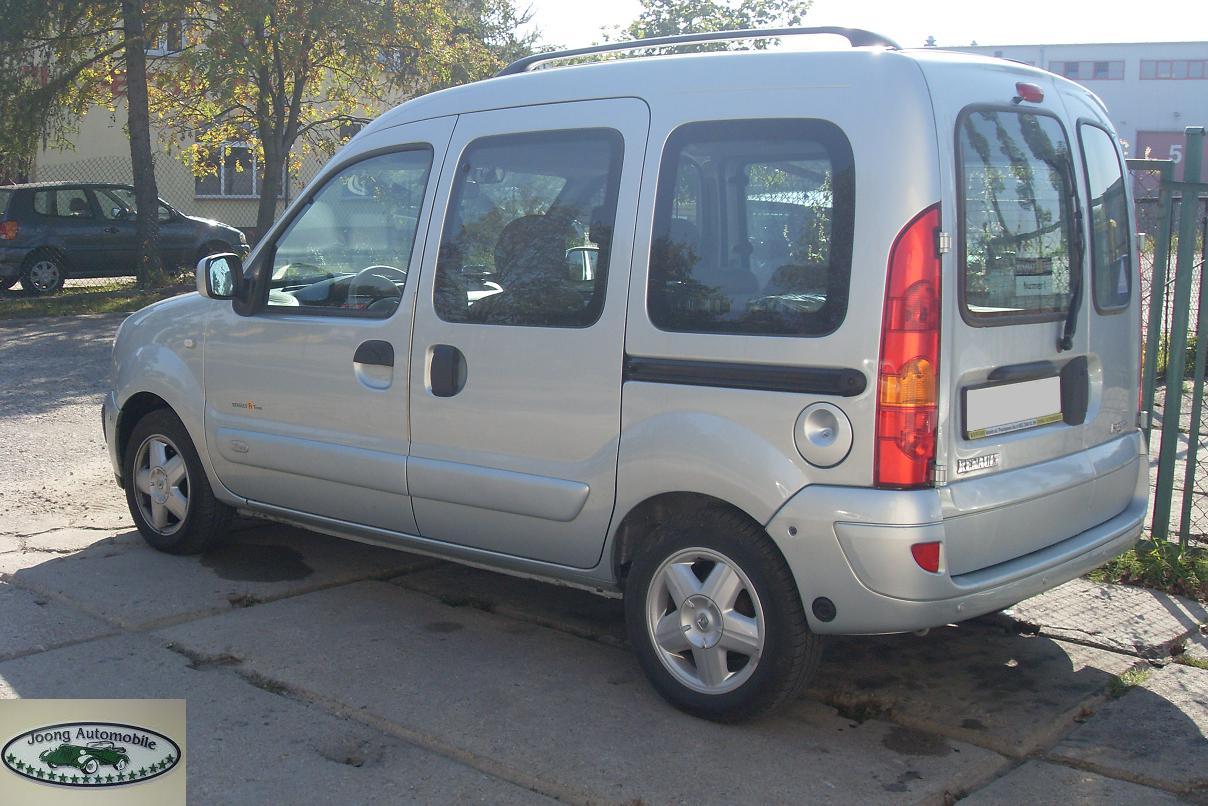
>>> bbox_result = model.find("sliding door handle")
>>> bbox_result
[430,344,466,397]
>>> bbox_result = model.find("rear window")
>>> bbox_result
[958,109,1077,323]
[0,189,12,218]
[1079,124,1131,312]
[647,119,855,337]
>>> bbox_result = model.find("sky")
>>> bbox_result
[520,0,1207,51]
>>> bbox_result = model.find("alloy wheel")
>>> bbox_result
[132,434,190,535]
[26,259,61,292]
[645,547,766,695]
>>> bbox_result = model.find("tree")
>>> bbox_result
[0,1,175,287]
[153,0,537,237]
[610,0,811,43]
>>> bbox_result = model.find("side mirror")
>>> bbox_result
[197,253,243,300]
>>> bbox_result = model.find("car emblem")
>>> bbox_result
[3,722,181,788]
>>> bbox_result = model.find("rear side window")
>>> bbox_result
[1079,124,1131,312]
[959,109,1077,322]
[31,188,94,219]
[647,119,855,337]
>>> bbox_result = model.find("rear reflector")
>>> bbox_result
[911,541,942,573]
[0,221,17,240]
[875,204,942,488]
[1014,82,1044,103]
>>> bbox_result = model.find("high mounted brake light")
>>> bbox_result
[875,204,941,488]
[1013,82,1044,104]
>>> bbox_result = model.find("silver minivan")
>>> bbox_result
[103,28,1148,721]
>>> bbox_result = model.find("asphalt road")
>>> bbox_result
[0,314,1203,804]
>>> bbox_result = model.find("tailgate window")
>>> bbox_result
[1079,124,1131,312]
[958,109,1077,323]
[0,189,11,218]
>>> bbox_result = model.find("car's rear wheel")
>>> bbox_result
[624,506,822,722]
[20,251,66,295]
[81,758,99,775]
[124,409,231,554]
[115,758,128,771]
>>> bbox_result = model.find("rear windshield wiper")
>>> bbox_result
[1058,209,1085,352]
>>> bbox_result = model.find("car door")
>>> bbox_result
[35,187,104,272]
[407,98,649,568]
[90,187,138,272]
[201,116,454,533]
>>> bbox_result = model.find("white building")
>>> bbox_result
[951,40,1207,178]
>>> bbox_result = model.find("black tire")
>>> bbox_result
[81,758,98,775]
[123,408,231,554]
[624,506,822,722]
[19,250,66,295]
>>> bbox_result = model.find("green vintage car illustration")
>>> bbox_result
[38,742,129,775]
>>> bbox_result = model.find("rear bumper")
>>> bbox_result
[768,436,1148,634]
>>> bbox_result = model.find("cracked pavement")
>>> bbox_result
[1,314,1206,804]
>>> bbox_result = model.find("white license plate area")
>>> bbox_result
[964,376,1062,440]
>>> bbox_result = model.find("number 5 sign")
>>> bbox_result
[1137,131,1207,180]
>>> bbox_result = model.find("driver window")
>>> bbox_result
[267,147,433,317]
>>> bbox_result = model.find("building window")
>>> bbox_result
[146,20,185,55]
[1141,59,1208,80]
[195,142,260,198]
[1050,60,1123,80]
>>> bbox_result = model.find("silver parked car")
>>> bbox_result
[103,27,1147,722]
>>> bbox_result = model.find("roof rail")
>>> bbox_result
[496,26,901,77]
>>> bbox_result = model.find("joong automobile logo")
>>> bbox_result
[2,722,181,788]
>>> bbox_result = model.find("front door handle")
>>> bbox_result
[103,226,119,234]
[354,340,394,367]
[430,344,466,397]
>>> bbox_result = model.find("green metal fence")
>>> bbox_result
[1131,126,1208,549]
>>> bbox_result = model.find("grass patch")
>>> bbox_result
[1107,666,1150,698]
[1175,654,1208,670]
[0,279,192,320]
[1088,540,1208,601]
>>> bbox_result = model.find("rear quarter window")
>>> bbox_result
[647,118,855,337]
[958,108,1078,324]
[1078,124,1131,312]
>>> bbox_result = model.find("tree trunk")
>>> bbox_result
[255,138,285,239]
[121,0,164,289]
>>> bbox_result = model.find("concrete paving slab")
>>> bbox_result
[22,526,140,554]
[962,760,1182,804]
[1175,626,1208,666]
[391,562,626,646]
[156,581,1007,804]
[1048,663,1208,794]
[1007,578,1208,658]
[802,625,1138,758]
[0,633,548,805]
[2,525,430,630]
[0,581,116,661]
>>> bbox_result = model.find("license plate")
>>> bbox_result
[964,376,1062,440]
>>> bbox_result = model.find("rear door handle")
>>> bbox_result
[354,340,394,367]
[103,226,119,234]
[430,344,466,397]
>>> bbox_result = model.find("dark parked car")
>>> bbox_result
[0,182,248,294]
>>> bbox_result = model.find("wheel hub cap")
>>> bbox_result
[148,466,169,504]
[681,594,723,649]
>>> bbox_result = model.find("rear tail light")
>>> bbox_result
[0,221,17,240]
[911,541,942,573]
[876,204,942,488]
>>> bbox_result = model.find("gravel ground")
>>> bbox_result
[0,315,130,534]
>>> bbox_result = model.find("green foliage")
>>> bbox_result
[1155,332,1201,381]
[1106,666,1150,698]
[1088,540,1208,601]
[611,0,811,42]
[0,278,191,319]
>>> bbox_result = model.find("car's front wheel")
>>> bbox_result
[115,758,128,771]
[624,507,822,722]
[19,251,66,295]
[81,758,99,775]
[124,409,231,554]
